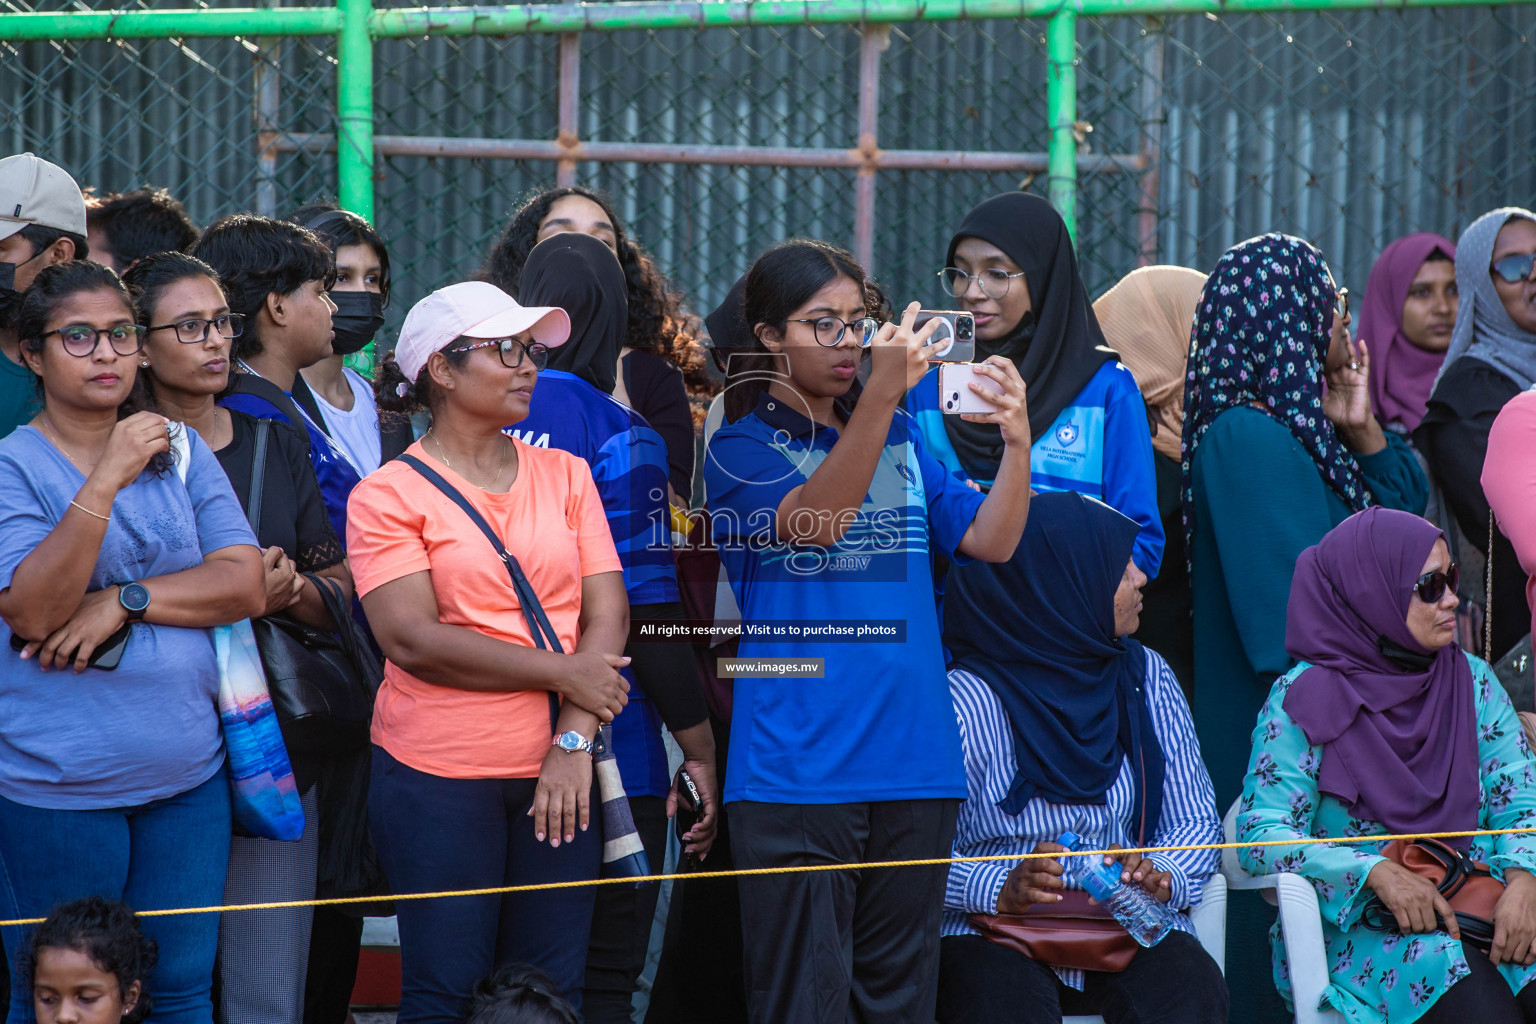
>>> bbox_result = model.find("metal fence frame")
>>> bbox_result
[1,0,1530,273]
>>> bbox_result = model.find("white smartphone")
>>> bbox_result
[939,363,1005,415]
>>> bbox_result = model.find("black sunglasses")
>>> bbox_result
[1413,564,1459,604]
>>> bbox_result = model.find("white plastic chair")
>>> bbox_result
[1061,870,1228,1024]
[1218,798,1345,1024]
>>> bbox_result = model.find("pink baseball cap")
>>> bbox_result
[395,281,570,384]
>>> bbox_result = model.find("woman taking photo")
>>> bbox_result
[481,185,710,504]
[1239,507,1536,1023]
[907,191,1161,574]
[122,251,354,1024]
[1418,208,1536,660]
[703,238,1031,1023]
[0,260,264,1024]
[939,491,1225,1024]
[350,281,630,1022]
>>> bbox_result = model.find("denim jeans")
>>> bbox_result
[368,747,600,1024]
[0,766,232,1024]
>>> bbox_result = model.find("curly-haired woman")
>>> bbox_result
[480,185,713,504]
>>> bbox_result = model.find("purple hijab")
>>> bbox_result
[1283,507,1480,847]
[1360,233,1456,432]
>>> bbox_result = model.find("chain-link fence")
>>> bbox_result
[5,1,1536,346]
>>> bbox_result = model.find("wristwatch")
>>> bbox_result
[552,730,596,755]
[118,582,151,622]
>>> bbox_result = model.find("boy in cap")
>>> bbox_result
[0,152,89,438]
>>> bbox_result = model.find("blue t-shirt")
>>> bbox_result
[906,359,1164,575]
[222,387,362,548]
[510,369,678,606]
[511,369,679,797]
[0,427,258,809]
[704,392,985,804]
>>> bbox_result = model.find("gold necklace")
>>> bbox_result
[37,414,92,469]
[427,429,509,490]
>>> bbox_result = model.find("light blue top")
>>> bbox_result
[0,427,258,809]
[943,650,1221,990]
[906,359,1164,575]
[1237,655,1536,1023]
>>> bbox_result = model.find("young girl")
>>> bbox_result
[703,239,1031,1023]
[26,897,157,1024]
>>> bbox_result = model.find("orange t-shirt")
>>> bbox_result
[346,439,622,779]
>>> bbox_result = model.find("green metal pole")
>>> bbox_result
[0,7,339,41]
[1046,6,1077,239]
[337,0,375,223]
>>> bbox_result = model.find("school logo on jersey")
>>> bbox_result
[896,462,917,486]
[1055,422,1080,447]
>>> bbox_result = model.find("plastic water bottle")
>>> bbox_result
[1057,828,1177,948]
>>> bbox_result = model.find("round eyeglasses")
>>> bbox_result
[938,266,1027,301]
[786,316,879,348]
[146,313,247,345]
[43,323,146,358]
[449,337,550,370]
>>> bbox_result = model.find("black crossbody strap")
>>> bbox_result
[246,418,271,537]
[397,454,564,655]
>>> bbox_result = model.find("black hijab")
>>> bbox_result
[519,233,629,393]
[943,192,1118,481]
[945,491,1166,840]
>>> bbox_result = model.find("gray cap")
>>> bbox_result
[0,153,87,244]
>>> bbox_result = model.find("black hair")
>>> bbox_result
[1425,249,1453,263]
[479,186,710,385]
[189,214,334,360]
[16,260,172,475]
[120,251,222,331]
[463,964,580,1024]
[373,343,470,418]
[22,897,158,1024]
[286,202,392,306]
[85,188,198,268]
[17,223,90,264]
[724,238,881,422]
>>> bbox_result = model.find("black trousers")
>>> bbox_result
[581,795,669,1023]
[935,930,1228,1024]
[729,798,959,1024]
[303,909,363,1024]
[1418,943,1536,1024]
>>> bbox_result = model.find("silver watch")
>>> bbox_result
[552,730,596,755]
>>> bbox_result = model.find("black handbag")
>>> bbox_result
[245,419,382,755]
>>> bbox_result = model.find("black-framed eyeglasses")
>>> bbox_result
[1492,252,1536,285]
[449,337,550,370]
[43,323,145,358]
[938,266,1028,300]
[1413,563,1459,604]
[786,315,879,348]
[146,313,246,345]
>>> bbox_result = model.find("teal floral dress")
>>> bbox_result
[1237,653,1536,1023]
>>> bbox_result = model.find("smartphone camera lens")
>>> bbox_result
[958,318,973,340]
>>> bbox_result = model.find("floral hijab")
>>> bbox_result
[1181,233,1374,554]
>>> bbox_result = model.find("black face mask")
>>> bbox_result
[0,249,44,328]
[329,291,385,354]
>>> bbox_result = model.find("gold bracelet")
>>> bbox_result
[68,499,111,522]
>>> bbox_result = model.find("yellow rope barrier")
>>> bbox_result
[4,825,1534,928]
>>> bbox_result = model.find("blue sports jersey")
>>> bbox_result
[222,388,362,548]
[704,392,985,804]
[513,369,679,798]
[906,359,1164,575]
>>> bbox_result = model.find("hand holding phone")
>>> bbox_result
[674,768,704,869]
[939,363,1006,415]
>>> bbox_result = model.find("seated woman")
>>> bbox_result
[907,192,1162,574]
[937,490,1225,1024]
[1238,507,1536,1024]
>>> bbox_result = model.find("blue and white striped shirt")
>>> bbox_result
[943,649,1221,990]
